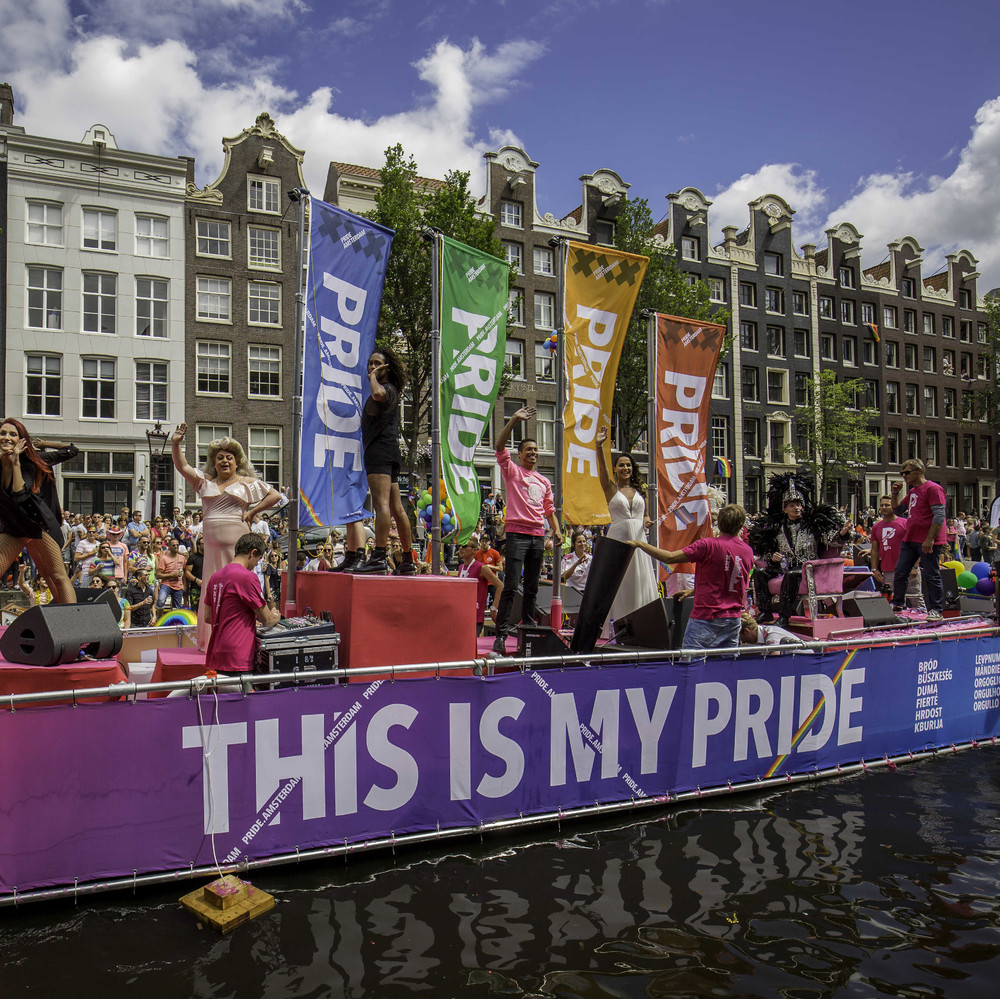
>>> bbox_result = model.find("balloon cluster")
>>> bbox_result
[948,560,996,596]
[542,333,558,352]
[416,479,456,535]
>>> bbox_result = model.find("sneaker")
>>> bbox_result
[393,560,417,576]
[354,554,389,575]
[926,610,943,622]
[491,637,508,655]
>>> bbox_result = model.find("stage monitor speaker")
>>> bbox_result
[671,595,693,649]
[0,601,122,666]
[842,592,898,627]
[570,536,634,654]
[931,566,959,609]
[612,597,673,650]
[959,594,994,617]
[518,625,570,659]
[73,586,123,623]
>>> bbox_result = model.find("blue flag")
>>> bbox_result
[299,198,394,528]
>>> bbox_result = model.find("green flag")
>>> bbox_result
[438,235,508,544]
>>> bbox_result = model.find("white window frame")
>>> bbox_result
[81,357,116,420]
[681,236,700,261]
[505,340,525,380]
[248,225,281,271]
[196,340,232,397]
[82,271,117,334]
[197,276,232,323]
[709,277,726,303]
[248,281,281,326]
[248,426,281,484]
[135,361,168,421]
[507,289,524,326]
[533,246,554,275]
[763,252,783,276]
[135,215,169,258]
[766,368,787,405]
[248,175,280,214]
[534,342,554,382]
[26,201,63,246]
[136,278,168,337]
[536,402,556,452]
[502,241,522,272]
[500,201,522,228]
[27,266,63,330]
[82,208,117,252]
[196,425,232,467]
[534,291,555,330]
[25,353,62,417]
[248,344,282,399]
[196,218,232,259]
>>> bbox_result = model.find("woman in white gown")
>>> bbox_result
[595,426,659,623]
[171,424,281,649]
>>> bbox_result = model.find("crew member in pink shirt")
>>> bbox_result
[630,504,753,650]
[204,533,281,674]
[491,406,562,654]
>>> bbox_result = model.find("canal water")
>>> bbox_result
[2,748,999,997]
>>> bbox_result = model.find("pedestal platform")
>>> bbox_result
[286,571,478,669]
[150,647,209,697]
[786,615,866,640]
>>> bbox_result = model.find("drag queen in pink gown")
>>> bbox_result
[171,424,280,649]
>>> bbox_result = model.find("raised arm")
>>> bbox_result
[594,425,616,504]
[496,406,534,454]
[170,423,201,489]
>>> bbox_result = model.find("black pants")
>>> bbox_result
[754,565,802,619]
[494,532,544,639]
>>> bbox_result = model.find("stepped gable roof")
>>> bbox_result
[863,261,890,281]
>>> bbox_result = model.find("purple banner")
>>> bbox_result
[2,636,1000,894]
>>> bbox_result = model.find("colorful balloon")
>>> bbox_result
[976,577,995,596]
[957,570,978,590]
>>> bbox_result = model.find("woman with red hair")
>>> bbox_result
[0,418,78,603]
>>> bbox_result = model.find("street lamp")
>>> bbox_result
[145,421,170,519]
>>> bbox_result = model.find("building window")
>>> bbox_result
[820,333,835,360]
[248,427,281,483]
[793,329,810,357]
[713,364,729,398]
[25,354,61,417]
[248,281,281,326]
[883,305,897,329]
[981,437,992,470]
[769,420,788,462]
[766,326,785,357]
[942,316,954,338]
[740,321,758,351]
[960,352,973,378]
[739,282,757,308]
[907,430,920,462]
[503,399,526,448]
[886,428,901,466]
[135,215,169,257]
[842,336,856,366]
[82,272,116,334]
[959,289,973,309]
[819,296,834,319]
[249,345,281,398]
[901,277,916,298]
[885,341,898,367]
[861,302,875,325]
[500,201,522,228]
[248,176,280,214]
[711,416,729,458]
[964,435,975,467]
[81,358,116,419]
[841,299,855,325]
[82,208,117,251]
[135,362,168,421]
[923,346,936,373]
[196,425,232,467]
[794,372,811,406]
[136,278,168,337]
[924,386,937,417]
[742,366,760,402]
[903,309,917,333]
[197,277,231,322]
[196,219,231,258]
[502,242,522,272]
[534,291,555,329]
[27,266,62,329]
[593,220,614,245]
[886,382,899,414]
[196,341,231,396]
[248,226,281,270]
[926,432,938,466]
[534,343,554,382]
[764,287,784,313]
[507,289,523,326]
[943,349,955,375]
[744,418,760,457]
[905,384,918,416]
[863,339,876,365]
[839,266,854,288]
[763,252,783,276]
[791,290,808,315]
[978,323,988,344]
[945,434,957,467]
[944,387,956,419]
[766,369,787,404]
[681,236,699,261]
[923,313,935,335]
[536,402,556,452]
[709,277,726,303]
[505,340,524,379]
[26,201,63,245]
[904,343,917,370]
[960,320,972,342]
[533,246,554,275]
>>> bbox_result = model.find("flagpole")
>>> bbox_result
[550,237,567,630]
[284,187,309,618]
[429,230,443,575]
[645,310,657,545]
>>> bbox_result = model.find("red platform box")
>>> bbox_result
[150,647,209,697]
[284,572,478,670]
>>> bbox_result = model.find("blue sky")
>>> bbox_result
[4,0,1000,286]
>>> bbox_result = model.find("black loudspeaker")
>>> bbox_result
[0,601,122,666]
[842,592,898,626]
[612,597,674,650]
[671,595,693,648]
[518,625,570,659]
[929,566,959,609]
[570,536,634,654]
[73,586,123,623]
[959,594,994,617]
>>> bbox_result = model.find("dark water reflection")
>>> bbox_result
[2,750,1000,997]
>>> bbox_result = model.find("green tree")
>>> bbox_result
[790,370,883,496]
[612,196,731,453]
[367,144,507,475]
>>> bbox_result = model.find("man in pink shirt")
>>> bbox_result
[204,533,281,674]
[491,406,562,654]
[870,495,906,591]
[890,459,947,621]
[631,504,753,650]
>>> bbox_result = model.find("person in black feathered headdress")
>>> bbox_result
[747,471,853,627]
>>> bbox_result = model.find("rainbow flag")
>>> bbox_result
[716,457,732,478]
[864,322,880,342]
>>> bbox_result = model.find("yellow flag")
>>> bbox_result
[562,241,648,525]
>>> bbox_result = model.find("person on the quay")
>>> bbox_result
[491,406,562,654]
[204,532,281,675]
[170,423,280,648]
[354,346,416,576]
[561,530,593,596]
[124,564,155,628]
[155,536,186,610]
[456,534,504,637]
[184,535,205,611]
[0,418,78,603]
[630,503,754,650]
[890,459,947,622]
[748,472,851,629]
